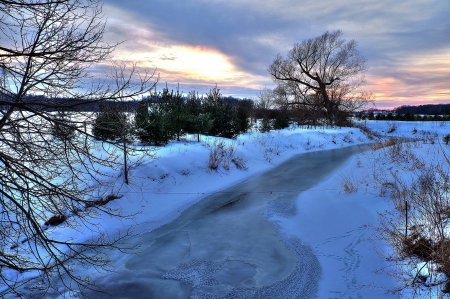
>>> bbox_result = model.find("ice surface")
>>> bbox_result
[76,146,362,298]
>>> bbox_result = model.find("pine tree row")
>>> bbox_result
[92,87,252,145]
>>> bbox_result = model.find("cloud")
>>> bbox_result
[159,54,177,61]
[100,0,450,106]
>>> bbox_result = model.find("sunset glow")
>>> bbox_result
[364,48,450,108]
[111,36,264,91]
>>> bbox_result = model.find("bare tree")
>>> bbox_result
[268,29,372,125]
[0,0,156,297]
[272,85,290,110]
[256,87,275,110]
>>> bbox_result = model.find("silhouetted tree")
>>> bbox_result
[269,30,372,125]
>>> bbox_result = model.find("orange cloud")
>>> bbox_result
[110,40,267,91]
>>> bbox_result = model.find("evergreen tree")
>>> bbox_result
[51,110,76,141]
[135,97,173,146]
[259,115,273,132]
[92,104,129,141]
[184,91,213,142]
[273,110,291,130]
[135,99,151,142]
[234,101,251,133]
[204,87,239,139]
[164,87,186,141]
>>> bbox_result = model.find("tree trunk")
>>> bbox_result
[319,83,334,124]
[123,138,129,185]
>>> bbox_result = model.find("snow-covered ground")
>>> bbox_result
[7,120,450,298]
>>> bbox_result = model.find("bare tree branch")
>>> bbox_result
[0,1,157,297]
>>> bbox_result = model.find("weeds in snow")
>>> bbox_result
[206,140,247,171]
[443,134,450,145]
[363,135,450,297]
[231,157,248,170]
[369,138,397,151]
[387,121,398,133]
[355,123,381,139]
[303,137,314,150]
[343,132,354,143]
[341,174,358,193]
[252,132,285,162]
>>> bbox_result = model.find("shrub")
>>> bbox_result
[343,132,354,143]
[44,215,67,227]
[377,154,450,296]
[207,140,246,171]
[231,157,248,170]
[51,111,76,141]
[341,175,358,193]
[207,140,225,171]
[273,110,290,130]
[387,121,397,133]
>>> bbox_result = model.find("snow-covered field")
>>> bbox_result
[7,120,450,298]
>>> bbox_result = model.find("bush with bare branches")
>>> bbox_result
[377,146,450,297]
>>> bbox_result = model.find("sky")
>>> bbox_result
[100,0,450,109]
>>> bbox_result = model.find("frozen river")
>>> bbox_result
[74,145,363,298]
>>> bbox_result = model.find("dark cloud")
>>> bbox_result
[160,54,177,61]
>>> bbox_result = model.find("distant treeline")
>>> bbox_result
[394,104,450,116]
[0,94,123,112]
[354,104,450,121]
[0,93,253,112]
[357,111,450,122]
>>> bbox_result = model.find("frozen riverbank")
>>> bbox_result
[61,146,364,298]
